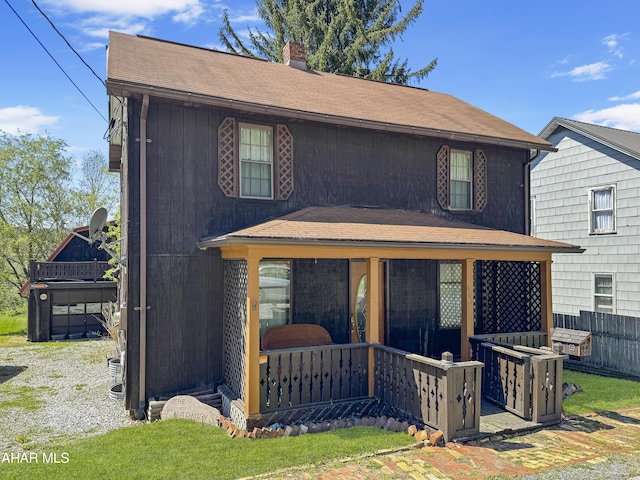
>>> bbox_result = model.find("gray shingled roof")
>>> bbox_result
[540,117,640,161]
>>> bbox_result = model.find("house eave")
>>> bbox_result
[197,235,584,255]
[106,79,556,152]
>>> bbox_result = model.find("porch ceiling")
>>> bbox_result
[198,206,583,260]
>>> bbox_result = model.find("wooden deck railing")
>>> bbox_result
[259,343,369,412]
[471,338,566,423]
[30,260,110,282]
[373,345,483,441]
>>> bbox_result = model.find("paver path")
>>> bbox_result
[258,408,640,479]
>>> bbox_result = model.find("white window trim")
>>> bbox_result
[239,123,274,200]
[588,185,616,235]
[593,272,615,314]
[449,149,473,211]
[530,196,537,237]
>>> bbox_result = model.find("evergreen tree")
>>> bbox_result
[219,0,437,85]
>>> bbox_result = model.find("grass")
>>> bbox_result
[563,370,640,416]
[0,307,28,347]
[0,419,415,479]
[0,385,56,411]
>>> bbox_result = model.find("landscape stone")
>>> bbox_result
[283,425,294,437]
[429,430,444,446]
[299,424,309,435]
[407,425,418,436]
[414,429,430,443]
[161,395,221,427]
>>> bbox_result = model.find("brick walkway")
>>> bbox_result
[258,408,640,479]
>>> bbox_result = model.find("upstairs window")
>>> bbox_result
[437,145,487,213]
[589,185,616,234]
[217,118,294,200]
[240,124,273,199]
[450,149,473,209]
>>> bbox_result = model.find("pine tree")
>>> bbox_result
[219,0,437,85]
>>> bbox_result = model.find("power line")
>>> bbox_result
[30,0,106,89]
[3,0,108,123]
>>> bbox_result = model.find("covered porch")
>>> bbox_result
[198,207,581,440]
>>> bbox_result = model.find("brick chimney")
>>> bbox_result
[283,41,306,71]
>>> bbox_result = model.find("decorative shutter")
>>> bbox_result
[276,124,294,200]
[437,145,450,210]
[474,149,487,212]
[218,117,237,197]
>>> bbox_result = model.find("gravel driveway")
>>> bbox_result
[0,339,137,452]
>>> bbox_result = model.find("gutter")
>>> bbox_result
[105,80,557,153]
[137,94,150,418]
[197,236,584,255]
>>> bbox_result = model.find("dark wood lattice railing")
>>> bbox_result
[373,345,483,441]
[470,335,565,423]
[259,343,369,412]
[30,260,110,282]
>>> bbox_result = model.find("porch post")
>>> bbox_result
[540,258,553,347]
[245,253,261,418]
[366,257,380,397]
[460,258,475,361]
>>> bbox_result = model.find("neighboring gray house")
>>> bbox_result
[531,117,640,376]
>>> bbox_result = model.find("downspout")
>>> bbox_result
[137,94,150,418]
[524,150,540,236]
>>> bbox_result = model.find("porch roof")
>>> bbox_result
[197,206,583,254]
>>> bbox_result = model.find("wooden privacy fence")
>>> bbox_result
[471,337,566,423]
[373,345,483,441]
[259,343,369,412]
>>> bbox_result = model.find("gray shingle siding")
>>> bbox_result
[532,125,640,317]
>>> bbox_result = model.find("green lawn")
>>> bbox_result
[0,419,414,479]
[563,370,640,416]
[0,307,28,347]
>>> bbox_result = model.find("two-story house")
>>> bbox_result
[106,32,580,436]
[531,117,640,377]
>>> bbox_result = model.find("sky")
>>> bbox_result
[1,0,639,166]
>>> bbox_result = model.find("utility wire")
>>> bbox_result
[3,0,108,123]
[30,0,106,88]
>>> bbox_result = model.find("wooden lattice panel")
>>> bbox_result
[474,149,487,212]
[223,260,247,400]
[436,145,449,210]
[276,124,294,200]
[218,117,237,198]
[480,261,541,334]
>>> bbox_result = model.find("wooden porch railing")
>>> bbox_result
[30,260,110,282]
[373,345,483,441]
[471,338,566,423]
[259,343,369,412]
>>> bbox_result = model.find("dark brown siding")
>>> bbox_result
[124,99,529,407]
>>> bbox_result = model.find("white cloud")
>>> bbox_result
[608,91,640,102]
[551,61,610,81]
[79,16,148,39]
[602,33,626,58]
[0,106,59,135]
[43,0,204,19]
[173,3,204,24]
[573,103,640,132]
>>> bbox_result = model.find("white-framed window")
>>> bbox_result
[439,261,462,328]
[239,123,273,199]
[589,185,616,234]
[259,260,291,337]
[449,149,473,210]
[594,273,614,313]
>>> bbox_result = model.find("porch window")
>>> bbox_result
[439,261,462,328]
[240,124,273,199]
[594,273,614,313]
[259,260,291,337]
[589,185,616,234]
[450,150,473,210]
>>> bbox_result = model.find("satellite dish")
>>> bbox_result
[89,208,108,243]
